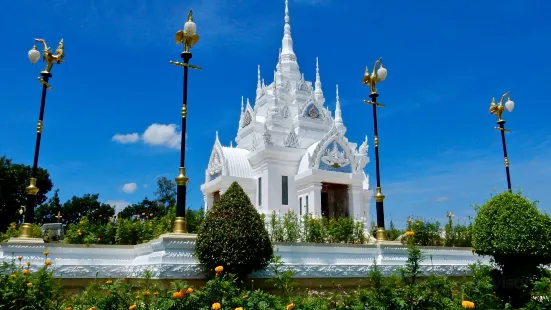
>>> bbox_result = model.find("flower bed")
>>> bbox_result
[1,244,550,309]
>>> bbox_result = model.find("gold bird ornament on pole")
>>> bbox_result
[175,10,200,53]
[362,57,387,94]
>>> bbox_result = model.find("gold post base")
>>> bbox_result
[173,217,187,233]
[19,223,34,238]
[376,227,387,241]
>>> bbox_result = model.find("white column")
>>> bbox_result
[309,183,322,217]
[205,193,214,212]
[348,185,363,220]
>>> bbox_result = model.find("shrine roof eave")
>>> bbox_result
[294,169,365,188]
[247,144,306,167]
[200,176,256,194]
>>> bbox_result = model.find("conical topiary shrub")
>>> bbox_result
[195,181,273,279]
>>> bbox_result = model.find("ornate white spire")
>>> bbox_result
[278,0,300,81]
[241,96,244,114]
[314,57,324,100]
[335,84,346,134]
[256,65,262,98]
[281,0,296,60]
[215,131,220,143]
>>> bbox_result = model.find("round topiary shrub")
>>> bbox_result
[195,181,273,279]
[472,191,551,307]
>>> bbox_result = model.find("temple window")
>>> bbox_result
[258,177,262,206]
[282,176,289,205]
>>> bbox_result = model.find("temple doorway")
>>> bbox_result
[213,191,221,204]
[321,183,349,219]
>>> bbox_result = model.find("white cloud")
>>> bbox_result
[142,124,181,149]
[122,182,137,193]
[106,200,131,214]
[112,133,139,143]
[112,123,184,149]
[434,196,449,203]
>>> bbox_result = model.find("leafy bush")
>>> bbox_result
[63,207,204,245]
[195,181,273,280]
[473,191,551,308]
[270,211,367,244]
[0,252,61,310]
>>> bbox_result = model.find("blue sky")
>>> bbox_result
[1,0,550,228]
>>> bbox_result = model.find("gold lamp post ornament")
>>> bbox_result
[362,58,388,241]
[170,10,200,234]
[489,91,515,191]
[20,38,65,239]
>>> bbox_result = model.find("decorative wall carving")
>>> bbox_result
[263,123,274,145]
[284,128,300,148]
[242,111,252,128]
[280,105,291,118]
[311,124,357,172]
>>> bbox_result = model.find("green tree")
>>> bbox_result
[185,208,205,233]
[0,156,53,231]
[195,182,273,281]
[472,191,551,308]
[60,193,115,225]
[35,189,62,224]
[117,197,167,219]
[154,176,176,207]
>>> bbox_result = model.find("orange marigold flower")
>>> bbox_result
[89,307,97,310]
[78,232,82,236]
[215,266,224,272]
[11,273,16,277]
[242,295,248,299]
[17,256,23,261]
[405,231,415,237]
[23,269,30,275]
[106,280,113,284]
[43,251,50,256]
[129,305,137,310]
[45,259,52,266]
[172,291,184,299]
[97,238,101,241]
[235,308,243,310]
[65,307,72,310]
[186,287,193,293]
[286,303,295,310]
[135,295,140,299]
[461,300,475,308]
[153,292,159,296]
[212,303,221,310]
[27,282,33,287]
[149,213,153,217]
[144,291,151,296]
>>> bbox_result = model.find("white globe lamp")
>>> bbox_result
[377,64,387,81]
[28,46,40,64]
[184,20,197,36]
[505,98,515,112]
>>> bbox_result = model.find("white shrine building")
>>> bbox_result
[200,0,373,227]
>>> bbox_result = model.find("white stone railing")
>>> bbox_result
[0,234,489,279]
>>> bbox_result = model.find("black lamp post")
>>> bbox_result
[489,92,515,192]
[362,58,388,241]
[20,39,65,238]
[169,10,201,233]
